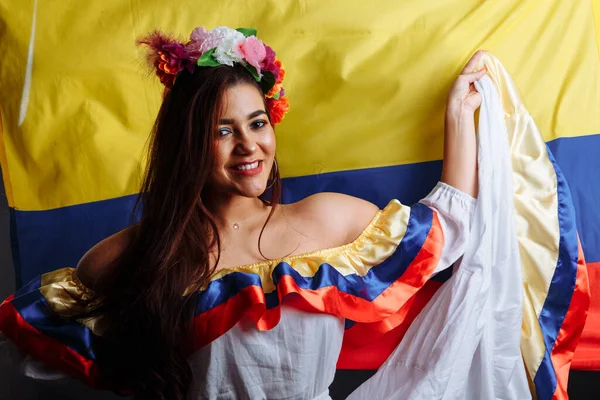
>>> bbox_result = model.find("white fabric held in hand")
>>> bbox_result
[347,75,530,400]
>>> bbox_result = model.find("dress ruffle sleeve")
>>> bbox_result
[336,183,475,369]
[0,267,104,388]
[420,182,476,275]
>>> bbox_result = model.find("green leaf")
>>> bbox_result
[196,48,220,67]
[236,28,257,37]
[243,64,261,82]
[272,91,280,100]
[260,71,276,95]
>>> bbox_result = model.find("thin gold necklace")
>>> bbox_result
[230,207,269,231]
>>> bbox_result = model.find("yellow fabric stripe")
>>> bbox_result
[0,113,14,207]
[594,0,600,63]
[0,1,598,210]
[39,267,102,334]
[478,53,559,385]
[40,268,96,316]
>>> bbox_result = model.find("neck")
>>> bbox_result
[203,192,270,230]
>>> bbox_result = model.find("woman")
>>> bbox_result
[0,26,485,399]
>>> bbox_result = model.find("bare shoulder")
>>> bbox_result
[288,192,380,245]
[75,223,138,292]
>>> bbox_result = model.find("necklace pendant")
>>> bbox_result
[233,223,239,230]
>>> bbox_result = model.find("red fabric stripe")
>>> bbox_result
[0,295,103,389]
[572,260,600,370]
[190,211,444,350]
[336,280,441,369]
[189,285,266,352]
[551,240,591,399]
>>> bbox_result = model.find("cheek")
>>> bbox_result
[262,129,277,156]
[210,143,230,176]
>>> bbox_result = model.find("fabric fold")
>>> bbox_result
[345,53,590,400]
[347,73,529,400]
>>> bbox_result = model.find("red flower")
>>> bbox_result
[267,96,290,125]
[266,60,285,98]
[137,31,192,89]
[274,60,285,85]
[155,43,192,88]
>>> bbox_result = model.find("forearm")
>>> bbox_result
[441,109,478,198]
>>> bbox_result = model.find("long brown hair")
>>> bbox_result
[89,65,281,399]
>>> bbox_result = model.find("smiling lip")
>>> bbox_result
[229,160,263,176]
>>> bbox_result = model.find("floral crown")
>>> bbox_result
[138,26,289,124]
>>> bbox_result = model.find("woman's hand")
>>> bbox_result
[440,50,487,199]
[446,50,487,117]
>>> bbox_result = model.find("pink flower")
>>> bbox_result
[185,26,233,61]
[236,36,266,77]
[190,26,210,43]
[260,46,281,82]
[186,27,213,59]
[261,45,276,69]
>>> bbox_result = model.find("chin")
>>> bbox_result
[212,169,271,199]
[239,184,269,199]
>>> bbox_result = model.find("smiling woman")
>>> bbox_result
[0,25,480,400]
[203,76,381,273]
[0,26,561,400]
[209,85,276,200]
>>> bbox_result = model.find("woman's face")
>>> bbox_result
[208,83,276,198]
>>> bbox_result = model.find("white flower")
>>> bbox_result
[211,27,245,66]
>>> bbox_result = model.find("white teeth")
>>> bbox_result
[235,161,259,171]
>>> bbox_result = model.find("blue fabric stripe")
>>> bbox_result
[281,161,443,208]
[547,134,600,262]
[11,194,140,288]
[533,145,579,400]
[13,275,42,299]
[10,285,97,361]
[194,271,263,314]
[196,203,433,316]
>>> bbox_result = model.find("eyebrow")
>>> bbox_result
[219,110,267,125]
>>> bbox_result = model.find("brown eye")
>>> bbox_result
[218,128,232,136]
[251,120,267,129]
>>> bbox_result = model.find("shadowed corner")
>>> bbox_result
[0,166,15,301]
[330,369,376,399]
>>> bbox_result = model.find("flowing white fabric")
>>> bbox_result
[347,75,530,400]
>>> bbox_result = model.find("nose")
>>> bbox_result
[235,128,257,154]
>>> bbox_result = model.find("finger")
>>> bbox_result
[461,50,484,74]
[460,67,487,83]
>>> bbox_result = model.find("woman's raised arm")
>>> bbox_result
[441,50,487,198]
